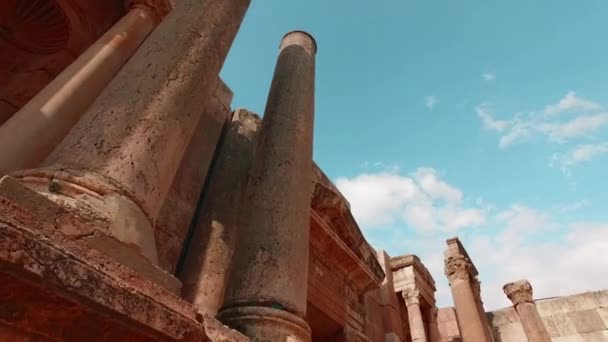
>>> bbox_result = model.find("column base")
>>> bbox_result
[0,186,247,341]
[0,175,179,293]
[12,168,158,264]
[218,304,311,341]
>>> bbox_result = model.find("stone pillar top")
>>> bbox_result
[503,279,534,306]
[402,288,421,306]
[125,0,173,22]
[280,30,317,56]
[444,255,472,282]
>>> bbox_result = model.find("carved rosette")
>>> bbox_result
[444,255,471,283]
[503,279,534,306]
[125,0,173,22]
[402,288,421,307]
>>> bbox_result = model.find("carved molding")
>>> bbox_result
[125,0,173,22]
[503,279,534,306]
[444,255,472,282]
[402,288,421,307]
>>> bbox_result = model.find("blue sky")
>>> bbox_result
[220,1,608,309]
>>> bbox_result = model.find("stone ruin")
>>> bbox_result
[0,1,606,341]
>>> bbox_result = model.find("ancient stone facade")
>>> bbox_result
[1,1,605,342]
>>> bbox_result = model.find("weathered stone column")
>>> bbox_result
[445,256,489,342]
[0,0,171,175]
[12,0,250,269]
[425,307,441,342]
[503,280,551,342]
[217,31,317,341]
[180,108,261,316]
[403,289,428,342]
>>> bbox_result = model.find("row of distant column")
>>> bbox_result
[444,242,551,342]
[0,0,318,340]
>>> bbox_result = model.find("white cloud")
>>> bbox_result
[476,105,510,132]
[478,92,608,150]
[482,73,496,81]
[540,113,608,142]
[425,96,439,109]
[335,168,486,233]
[551,142,608,172]
[543,91,601,116]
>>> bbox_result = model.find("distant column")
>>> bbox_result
[503,280,551,342]
[403,290,428,342]
[0,0,172,175]
[12,0,251,266]
[445,256,489,342]
[217,31,317,341]
[425,307,441,342]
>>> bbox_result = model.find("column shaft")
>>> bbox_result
[13,0,251,267]
[406,302,428,342]
[450,278,489,342]
[218,31,316,341]
[425,308,441,342]
[0,6,160,174]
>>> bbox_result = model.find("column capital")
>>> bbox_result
[125,0,173,22]
[503,279,534,306]
[444,255,472,282]
[402,288,421,306]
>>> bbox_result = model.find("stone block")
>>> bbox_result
[570,309,606,334]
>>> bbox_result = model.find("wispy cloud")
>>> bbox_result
[425,96,439,109]
[478,92,608,149]
[543,91,601,117]
[482,73,496,81]
[551,142,608,172]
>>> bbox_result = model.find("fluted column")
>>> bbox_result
[503,280,551,342]
[12,0,251,266]
[217,31,317,341]
[0,0,172,175]
[425,307,441,342]
[445,256,489,342]
[403,289,428,342]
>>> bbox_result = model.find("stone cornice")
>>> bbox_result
[503,279,534,306]
[125,0,173,22]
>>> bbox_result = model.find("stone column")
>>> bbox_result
[217,31,317,341]
[425,307,441,342]
[0,0,171,175]
[503,280,551,342]
[445,256,489,342]
[12,0,251,267]
[403,289,428,342]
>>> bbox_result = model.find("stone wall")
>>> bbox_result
[487,290,608,341]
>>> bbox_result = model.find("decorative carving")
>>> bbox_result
[503,279,534,306]
[125,0,173,22]
[0,0,69,55]
[444,255,471,282]
[402,288,421,306]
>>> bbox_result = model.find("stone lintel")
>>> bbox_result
[311,181,385,291]
[0,193,246,341]
[445,237,479,276]
[390,254,436,291]
[503,279,534,306]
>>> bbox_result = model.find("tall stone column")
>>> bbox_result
[0,0,172,175]
[12,0,251,268]
[425,307,441,342]
[403,289,428,342]
[503,280,551,342]
[217,31,317,341]
[445,256,489,342]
